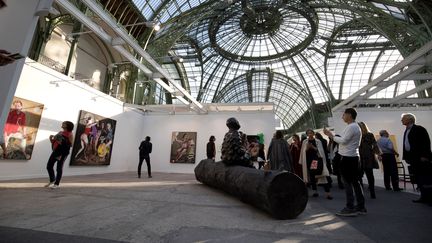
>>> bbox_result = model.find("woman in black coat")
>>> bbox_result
[206,135,216,161]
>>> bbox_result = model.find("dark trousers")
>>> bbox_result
[340,156,365,209]
[360,168,375,197]
[332,157,344,188]
[408,160,432,201]
[46,152,67,185]
[310,172,330,192]
[382,154,399,190]
[138,156,151,177]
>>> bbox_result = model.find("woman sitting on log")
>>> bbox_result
[221,117,255,167]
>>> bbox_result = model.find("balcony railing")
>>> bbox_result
[37,54,66,73]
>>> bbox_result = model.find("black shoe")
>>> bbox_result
[312,192,319,197]
[385,188,392,191]
[393,188,403,192]
[138,175,141,178]
[370,191,376,199]
[412,198,426,203]
[355,206,367,215]
[148,175,152,178]
[336,207,358,217]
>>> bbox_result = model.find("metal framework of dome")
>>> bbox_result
[52,0,432,131]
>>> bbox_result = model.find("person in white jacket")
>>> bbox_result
[299,129,333,200]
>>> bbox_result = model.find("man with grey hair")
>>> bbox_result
[377,130,401,191]
[401,113,432,204]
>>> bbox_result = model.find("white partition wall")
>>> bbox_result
[0,60,145,180]
[329,108,432,184]
[138,111,276,174]
[329,108,432,155]
[0,60,277,179]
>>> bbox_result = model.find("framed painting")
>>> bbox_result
[70,110,116,166]
[170,132,197,163]
[2,97,44,160]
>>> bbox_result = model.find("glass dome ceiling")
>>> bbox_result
[129,0,432,130]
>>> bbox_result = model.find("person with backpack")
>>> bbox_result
[45,121,74,189]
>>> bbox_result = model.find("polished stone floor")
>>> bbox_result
[0,172,430,243]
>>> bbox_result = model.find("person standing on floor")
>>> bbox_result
[324,108,365,216]
[376,130,402,191]
[289,134,303,179]
[267,130,292,172]
[329,135,344,189]
[315,132,333,188]
[358,121,382,199]
[299,129,333,200]
[401,113,432,204]
[257,142,266,170]
[206,135,216,161]
[45,121,74,189]
[138,136,152,178]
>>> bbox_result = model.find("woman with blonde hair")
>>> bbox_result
[358,121,382,199]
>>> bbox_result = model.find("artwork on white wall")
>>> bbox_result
[170,132,197,164]
[1,96,44,160]
[70,110,116,166]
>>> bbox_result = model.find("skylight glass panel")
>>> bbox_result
[150,0,414,128]
[132,0,145,9]
[372,2,408,21]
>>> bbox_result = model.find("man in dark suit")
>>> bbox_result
[138,136,153,178]
[401,113,432,203]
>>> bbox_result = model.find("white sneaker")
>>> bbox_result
[49,184,59,189]
[44,182,54,188]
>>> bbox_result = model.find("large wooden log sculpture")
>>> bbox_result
[194,159,308,219]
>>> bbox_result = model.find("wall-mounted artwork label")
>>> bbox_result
[170,132,197,164]
[2,97,44,160]
[70,110,116,166]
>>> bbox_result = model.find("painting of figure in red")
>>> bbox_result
[2,97,44,160]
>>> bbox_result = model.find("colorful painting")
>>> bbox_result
[247,135,260,161]
[170,132,197,163]
[70,110,116,166]
[1,97,44,160]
